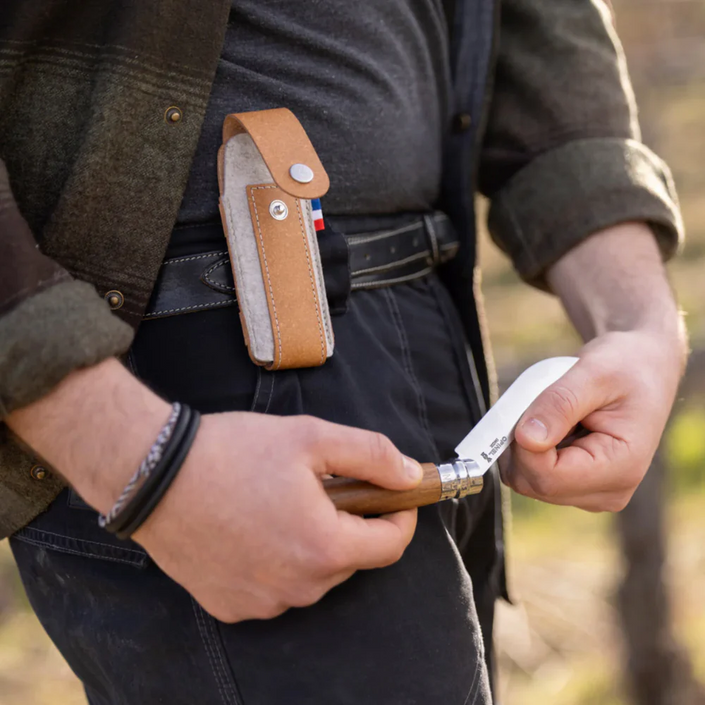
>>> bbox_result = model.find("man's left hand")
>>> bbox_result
[501,222,687,512]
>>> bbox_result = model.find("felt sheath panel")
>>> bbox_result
[218,111,333,369]
[219,133,275,364]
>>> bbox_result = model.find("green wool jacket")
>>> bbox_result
[0,0,683,537]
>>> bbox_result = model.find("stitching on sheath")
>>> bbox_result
[191,599,241,705]
[144,299,236,318]
[296,198,326,365]
[203,259,236,291]
[162,251,227,266]
[250,186,283,370]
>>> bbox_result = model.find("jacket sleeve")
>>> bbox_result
[479,0,683,287]
[0,158,133,418]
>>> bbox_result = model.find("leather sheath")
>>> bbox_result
[218,108,334,370]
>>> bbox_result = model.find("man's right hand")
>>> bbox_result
[134,412,420,622]
[7,359,420,623]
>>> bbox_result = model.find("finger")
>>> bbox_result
[303,418,423,490]
[336,508,418,570]
[514,361,613,453]
[509,477,633,513]
[506,431,635,500]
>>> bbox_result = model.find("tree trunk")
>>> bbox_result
[615,452,705,705]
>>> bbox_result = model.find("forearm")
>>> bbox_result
[547,222,687,363]
[6,358,172,514]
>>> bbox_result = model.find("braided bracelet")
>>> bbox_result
[99,402,200,538]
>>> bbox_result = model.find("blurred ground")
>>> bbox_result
[1,1,705,703]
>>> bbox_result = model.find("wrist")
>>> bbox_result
[6,357,173,514]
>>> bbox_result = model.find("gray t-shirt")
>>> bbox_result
[176,0,451,224]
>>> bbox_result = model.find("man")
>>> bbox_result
[0,1,686,703]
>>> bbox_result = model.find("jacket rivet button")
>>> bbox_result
[453,112,472,133]
[105,290,124,310]
[30,465,48,481]
[165,106,183,124]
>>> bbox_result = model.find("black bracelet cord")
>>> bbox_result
[104,404,201,539]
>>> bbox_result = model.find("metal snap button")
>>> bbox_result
[105,290,124,310]
[30,465,48,481]
[269,200,288,220]
[165,106,183,124]
[289,163,314,184]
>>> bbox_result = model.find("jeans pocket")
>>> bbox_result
[11,488,149,568]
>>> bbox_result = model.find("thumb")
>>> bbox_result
[304,419,423,490]
[514,361,603,453]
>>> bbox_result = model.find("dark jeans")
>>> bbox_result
[11,269,497,704]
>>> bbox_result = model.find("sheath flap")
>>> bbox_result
[220,108,330,200]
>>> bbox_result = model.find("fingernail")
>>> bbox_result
[403,456,423,482]
[522,418,548,443]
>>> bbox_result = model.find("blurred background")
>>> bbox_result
[1,1,704,703]
[489,1,705,702]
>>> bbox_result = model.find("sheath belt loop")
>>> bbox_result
[217,108,335,371]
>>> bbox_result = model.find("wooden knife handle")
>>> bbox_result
[323,462,442,515]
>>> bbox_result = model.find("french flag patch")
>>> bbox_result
[311,198,325,232]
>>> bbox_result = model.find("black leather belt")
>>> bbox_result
[145,212,459,319]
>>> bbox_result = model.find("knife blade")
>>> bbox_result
[454,356,579,478]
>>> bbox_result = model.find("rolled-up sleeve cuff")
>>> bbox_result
[0,280,134,417]
[487,138,684,288]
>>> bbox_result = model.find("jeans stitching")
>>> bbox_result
[382,288,437,459]
[208,618,243,705]
[263,374,276,415]
[16,526,146,555]
[12,534,147,567]
[250,368,263,411]
[191,599,242,705]
[192,601,231,705]
[427,277,483,422]
[126,348,140,377]
[461,659,483,705]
